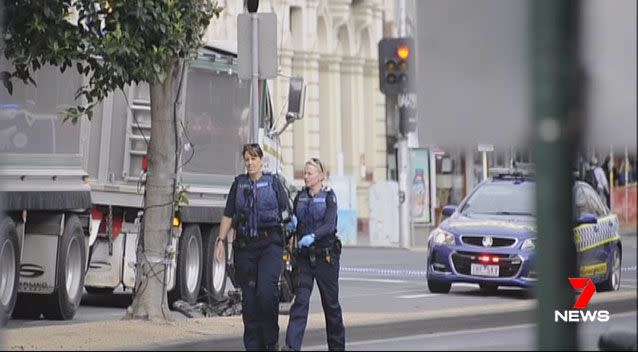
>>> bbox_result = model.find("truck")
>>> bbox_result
[0,41,302,323]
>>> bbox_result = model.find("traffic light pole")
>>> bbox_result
[397,0,411,249]
[250,11,259,143]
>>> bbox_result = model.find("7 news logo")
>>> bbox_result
[554,278,610,322]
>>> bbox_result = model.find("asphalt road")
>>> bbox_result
[301,311,637,351]
[5,232,637,351]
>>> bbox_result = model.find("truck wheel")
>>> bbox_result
[1,217,20,326]
[168,224,202,305]
[427,279,451,294]
[43,214,86,320]
[200,224,227,303]
[599,245,621,292]
[12,294,43,320]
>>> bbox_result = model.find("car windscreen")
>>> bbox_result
[460,181,535,216]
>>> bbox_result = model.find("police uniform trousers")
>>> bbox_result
[285,247,345,351]
[234,239,284,351]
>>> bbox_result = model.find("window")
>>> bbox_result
[574,184,607,217]
[460,181,535,216]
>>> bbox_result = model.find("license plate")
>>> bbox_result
[470,263,499,277]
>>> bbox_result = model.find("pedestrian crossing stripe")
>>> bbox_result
[573,214,620,252]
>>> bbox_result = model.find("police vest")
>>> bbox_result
[235,173,280,236]
[295,187,336,244]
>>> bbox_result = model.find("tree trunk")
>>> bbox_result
[126,59,185,321]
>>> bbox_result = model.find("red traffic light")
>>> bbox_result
[396,45,410,60]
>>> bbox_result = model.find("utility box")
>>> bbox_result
[368,181,400,247]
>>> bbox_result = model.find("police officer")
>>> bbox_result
[215,143,291,351]
[284,158,345,351]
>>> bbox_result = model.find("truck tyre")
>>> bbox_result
[598,245,621,292]
[427,279,451,294]
[1,217,20,326]
[12,294,43,320]
[168,224,203,305]
[200,224,227,303]
[43,214,87,320]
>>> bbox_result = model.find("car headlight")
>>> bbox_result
[521,238,536,251]
[429,228,455,246]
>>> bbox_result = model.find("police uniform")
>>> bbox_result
[224,172,290,351]
[285,186,345,351]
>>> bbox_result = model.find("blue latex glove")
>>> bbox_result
[286,215,298,232]
[298,233,315,248]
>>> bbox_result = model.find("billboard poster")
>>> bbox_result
[409,148,431,223]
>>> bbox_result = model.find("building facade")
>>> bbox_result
[204,0,393,242]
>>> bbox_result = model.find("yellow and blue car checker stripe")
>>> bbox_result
[573,214,620,252]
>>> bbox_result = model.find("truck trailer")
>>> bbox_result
[0,42,300,323]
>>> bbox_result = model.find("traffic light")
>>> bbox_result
[378,37,415,95]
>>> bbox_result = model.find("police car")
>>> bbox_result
[426,166,622,294]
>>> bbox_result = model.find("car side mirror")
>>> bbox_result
[577,213,598,225]
[442,205,457,217]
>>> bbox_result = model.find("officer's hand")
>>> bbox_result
[286,215,298,232]
[215,238,225,262]
[298,233,315,248]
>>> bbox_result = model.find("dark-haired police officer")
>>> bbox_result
[284,158,345,351]
[216,143,291,351]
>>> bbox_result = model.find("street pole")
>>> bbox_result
[397,0,411,249]
[482,151,488,181]
[532,0,581,349]
[250,11,259,143]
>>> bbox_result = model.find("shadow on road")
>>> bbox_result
[81,292,133,308]
[448,287,534,300]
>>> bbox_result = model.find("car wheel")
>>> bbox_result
[599,246,621,292]
[427,279,451,293]
[479,283,499,294]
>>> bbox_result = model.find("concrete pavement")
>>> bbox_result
[1,290,635,351]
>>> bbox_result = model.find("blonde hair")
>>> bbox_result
[305,157,325,173]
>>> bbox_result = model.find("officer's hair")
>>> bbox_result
[305,157,324,173]
[242,143,263,159]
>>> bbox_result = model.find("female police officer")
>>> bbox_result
[215,143,291,351]
[284,158,345,351]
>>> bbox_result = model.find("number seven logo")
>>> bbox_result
[569,277,596,309]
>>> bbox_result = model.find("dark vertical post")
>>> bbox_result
[531,0,583,350]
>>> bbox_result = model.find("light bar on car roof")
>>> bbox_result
[489,164,535,179]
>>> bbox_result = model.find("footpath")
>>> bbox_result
[1,290,635,351]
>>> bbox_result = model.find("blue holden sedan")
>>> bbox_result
[426,168,622,294]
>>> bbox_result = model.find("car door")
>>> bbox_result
[573,183,618,280]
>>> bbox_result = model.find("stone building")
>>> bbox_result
[204,0,396,243]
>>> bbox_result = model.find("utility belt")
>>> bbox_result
[297,238,342,267]
[234,227,283,249]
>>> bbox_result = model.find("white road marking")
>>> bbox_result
[339,277,408,284]
[397,293,438,299]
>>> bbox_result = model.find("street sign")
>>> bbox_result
[478,144,495,152]
[237,12,278,80]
